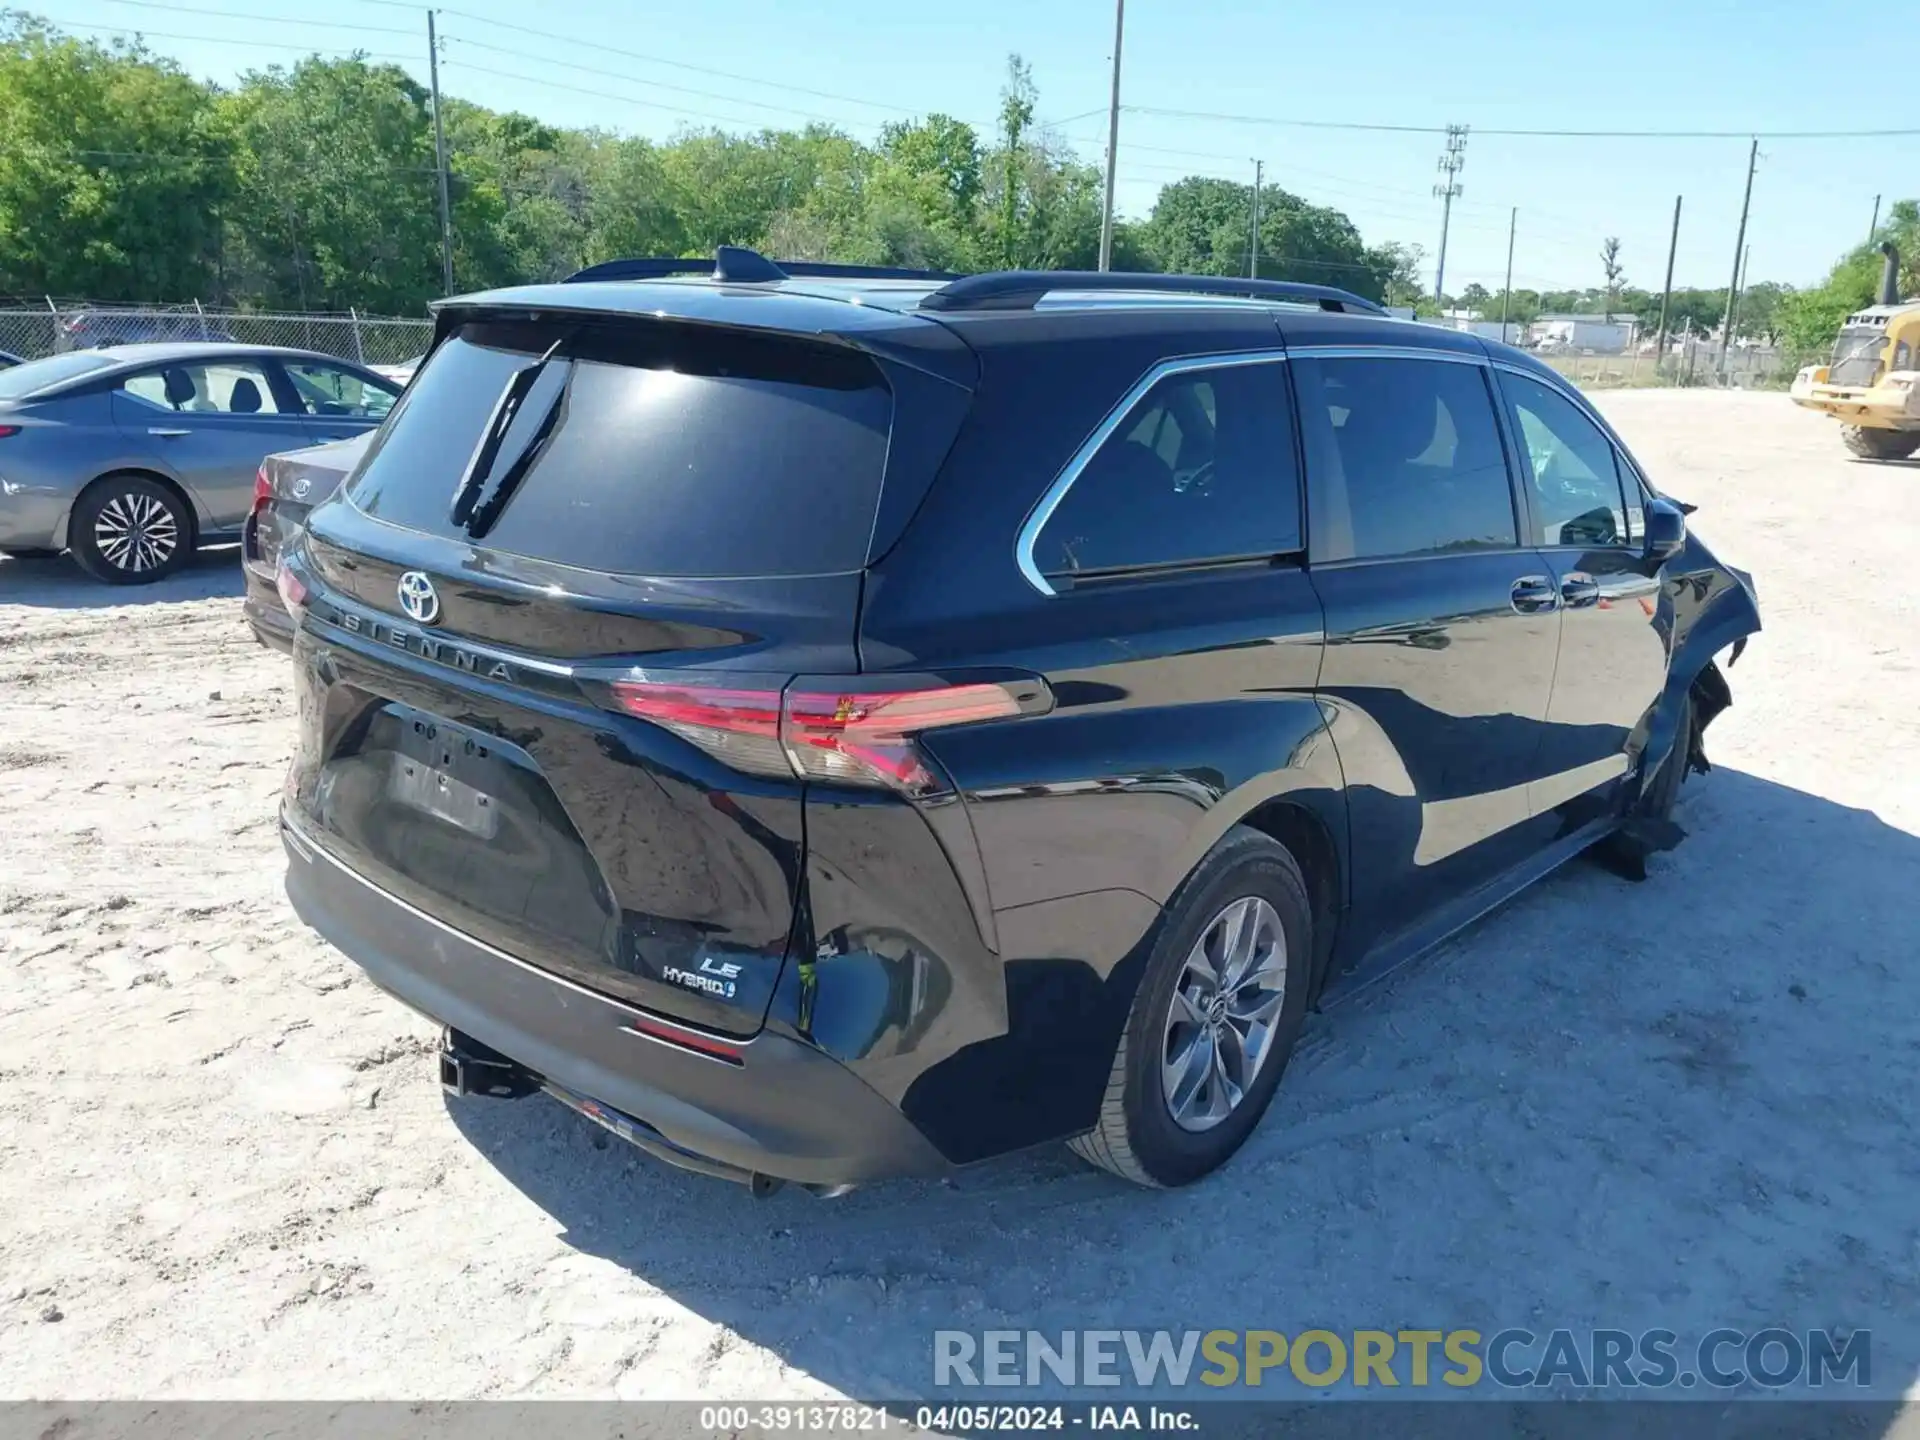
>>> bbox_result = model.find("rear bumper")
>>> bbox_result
[280,813,951,1188]
[242,564,294,654]
[0,484,67,552]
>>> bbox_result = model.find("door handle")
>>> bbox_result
[1560,572,1601,609]
[148,427,189,438]
[1510,575,1560,614]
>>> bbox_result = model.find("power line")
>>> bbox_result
[1126,106,1444,135]
[445,34,890,130]
[1091,133,1603,240]
[92,0,420,35]
[1124,104,1920,141]
[40,20,416,58]
[436,6,933,118]
[441,58,887,136]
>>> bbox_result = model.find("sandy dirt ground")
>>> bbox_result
[1,390,1917,1405]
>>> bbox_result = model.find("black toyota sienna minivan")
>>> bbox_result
[278,250,1760,1192]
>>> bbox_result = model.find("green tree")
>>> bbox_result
[221,57,443,311]
[1139,176,1246,275]
[1734,279,1790,343]
[989,55,1036,267]
[0,14,1480,319]
[1368,241,1425,308]
[442,103,593,285]
[0,17,231,299]
[579,134,686,265]
[1599,235,1625,321]
[1142,176,1384,298]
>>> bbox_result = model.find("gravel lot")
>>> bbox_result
[1,390,1917,1407]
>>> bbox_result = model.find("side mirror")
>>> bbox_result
[1642,496,1687,562]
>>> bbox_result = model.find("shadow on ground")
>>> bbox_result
[448,765,1920,1418]
[0,546,241,610]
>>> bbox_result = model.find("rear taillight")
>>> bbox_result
[251,466,272,515]
[0,425,19,439]
[275,558,309,617]
[606,678,1044,796]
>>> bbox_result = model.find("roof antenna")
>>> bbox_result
[712,246,789,284]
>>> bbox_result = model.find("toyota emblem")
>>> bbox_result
[396,570,440,624]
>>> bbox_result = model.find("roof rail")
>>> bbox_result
[564,246,959,285]
[563,257,712,283]
[917,270,1386,316]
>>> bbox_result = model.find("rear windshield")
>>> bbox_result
[345,317,892,577]
[0,352,116,399]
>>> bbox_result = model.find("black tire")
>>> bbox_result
[1641,690,1693,822]
[1840,425,1920,461]
[69,474,193,584]
[1070,827,1314,1187]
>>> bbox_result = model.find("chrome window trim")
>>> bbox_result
[1014,344,1504,597]
[1286,344,1486,365]
[1014,349,1291,597]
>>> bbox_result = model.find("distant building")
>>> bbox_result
[1529,315,1636,354]
[1428,314,1520,343]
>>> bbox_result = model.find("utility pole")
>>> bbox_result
[1654,194,1682,369]
[1432,124,1468,304]
[1868,194,1882,245]
[1248,160,1263,278]
[427,9,455,296]
[1717,138,1757,380]
[1730,242,1752,339]
[1096,0,1125,272]
[1500,206,1516,344]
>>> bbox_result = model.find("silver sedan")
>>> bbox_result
[0,343,400,583]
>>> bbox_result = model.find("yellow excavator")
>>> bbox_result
[1790,243,1920,459]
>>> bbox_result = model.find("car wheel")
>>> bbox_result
[70,475,192,584]
[1840,425,1920,461]
[1069,827,1314,1187]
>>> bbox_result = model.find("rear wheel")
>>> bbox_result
[1840,425,1920,461]
[70,474,192,584]
[1070,827,1313,1187]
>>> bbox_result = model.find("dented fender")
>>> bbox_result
[1634,537,1761,805]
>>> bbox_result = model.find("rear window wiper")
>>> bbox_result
[462,366,571,540]
[448,338,565,532]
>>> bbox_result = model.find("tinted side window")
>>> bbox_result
[1500,371,1631,547]
[1032,361,1300,580]
[1295,356,1517,561]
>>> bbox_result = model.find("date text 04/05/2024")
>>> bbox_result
[694,1405,1199,1433]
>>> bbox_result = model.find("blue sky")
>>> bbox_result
[38,0,1894,293]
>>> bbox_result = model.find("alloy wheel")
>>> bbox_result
[1160,895,1288,1133]
[93,491,179,573]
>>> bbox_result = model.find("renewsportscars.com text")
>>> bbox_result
[932,1328,1870,1391]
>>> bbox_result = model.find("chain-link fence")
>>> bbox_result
[0,303,433,368]
[1542,340,1815,391]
